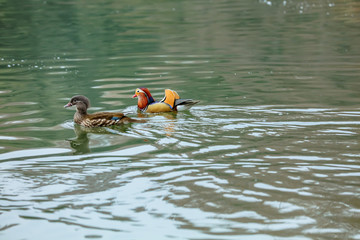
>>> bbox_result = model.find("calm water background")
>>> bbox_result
[1,0,360,239]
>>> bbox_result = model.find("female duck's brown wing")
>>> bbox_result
[84,112,127,127]
[84,112,145,127]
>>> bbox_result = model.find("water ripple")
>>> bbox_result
[0,105,359,239]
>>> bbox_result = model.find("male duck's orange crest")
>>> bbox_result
[133,87,156,111]
[139,87,155,103]
[137,93,149,110]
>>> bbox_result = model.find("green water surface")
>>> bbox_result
[1,0,360,239]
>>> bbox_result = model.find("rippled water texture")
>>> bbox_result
[1,0,360,239]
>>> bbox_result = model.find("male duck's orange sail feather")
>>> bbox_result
[162,89,180,109]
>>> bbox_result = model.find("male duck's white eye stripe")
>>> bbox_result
[137,89,145,94]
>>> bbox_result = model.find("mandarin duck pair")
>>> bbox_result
[65,88,199,128]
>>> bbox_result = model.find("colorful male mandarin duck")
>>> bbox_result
[132,88,199,113]
[64,95,145,127]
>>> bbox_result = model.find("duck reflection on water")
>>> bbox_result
[67,123,134,155]
[136,111,178,137]
[67,111,180,154]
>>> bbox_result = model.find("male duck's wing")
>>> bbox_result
[160,89,180,109]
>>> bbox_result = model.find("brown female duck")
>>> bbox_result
[64,95,145,127]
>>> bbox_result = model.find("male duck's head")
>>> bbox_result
[132,88,155,110]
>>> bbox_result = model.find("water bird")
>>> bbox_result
[132,88,199,113]
[64,95,145,127]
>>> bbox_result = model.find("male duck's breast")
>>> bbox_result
[146,102,172,113]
